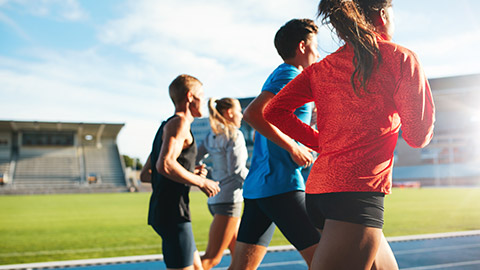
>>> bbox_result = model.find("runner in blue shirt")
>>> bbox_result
[229,19,321,270]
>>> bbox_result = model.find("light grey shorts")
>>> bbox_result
[208,202,243,217]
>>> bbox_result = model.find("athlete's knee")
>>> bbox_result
[193,263,203,270]
[210,256,223,267]
[371,263,399,270]
[201,256,222,269]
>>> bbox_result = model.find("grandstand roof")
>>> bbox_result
[428,74,480,114]
[0,120,124,138]
[429,73,480,91]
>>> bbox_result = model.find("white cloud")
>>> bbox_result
[409,30,480,56]
[2,0,88,21]
[401,29,480,77]
[0,62,166,122]
[0,11,31,40]
[97,0,320,160]
[93,0,330,111]
[60,0,87,21]
[98,0,320,69]
[384,0,480,78]
[0,49,172,162]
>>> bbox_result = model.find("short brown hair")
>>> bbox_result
[274,19,319,60]
[168,74,202,105]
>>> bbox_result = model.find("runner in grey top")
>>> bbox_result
[197,128,248,205]
[196,97,249,270]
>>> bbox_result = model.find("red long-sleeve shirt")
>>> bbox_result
[264,40,435,194]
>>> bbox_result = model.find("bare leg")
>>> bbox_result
[299,229,321,269]
[298,243,318,268]
[228,218,240,255]
[311,219,382,270]
[371,233,398,270]
[228,233,237,255]
[192,250,203,270]
[167,266,194,270]
[201,215,241,270]
[228,242,268,270]
[167,250,202,270]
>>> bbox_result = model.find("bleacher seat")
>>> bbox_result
[83,143,126,187]
[13,147,81,188]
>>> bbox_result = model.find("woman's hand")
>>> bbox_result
[289,144,314,168]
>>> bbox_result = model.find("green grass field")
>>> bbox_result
[1,188,479,265]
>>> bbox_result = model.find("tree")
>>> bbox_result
[135,158,143,170]
[122,155,143,170]
[123,155,134,168]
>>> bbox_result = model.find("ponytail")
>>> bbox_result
[318,0,390,96]
[208,98,239,140]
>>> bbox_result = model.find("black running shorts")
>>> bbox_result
[306,192,385,229]
[237,190,320,250]
[151,222,197,268]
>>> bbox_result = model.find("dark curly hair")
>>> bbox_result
[318,0,392,96]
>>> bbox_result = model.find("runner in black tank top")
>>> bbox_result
[139,74,219,269]
[148,115,197,225]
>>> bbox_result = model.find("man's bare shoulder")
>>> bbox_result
[163,115,191,137]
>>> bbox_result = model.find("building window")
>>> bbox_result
[22,132,74,146]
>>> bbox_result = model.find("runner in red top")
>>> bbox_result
[264,0,435,269]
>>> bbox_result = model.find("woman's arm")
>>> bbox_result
[394,51,435,148]
[226,131,249,179]
[244,91,313,167]
[264,70,320,152]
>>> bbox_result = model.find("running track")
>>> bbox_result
[1,231,479,270]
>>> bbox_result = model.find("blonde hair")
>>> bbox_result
[208,97,240,140]
[169,74,202,105]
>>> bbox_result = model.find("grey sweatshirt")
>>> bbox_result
[197,129,249,204]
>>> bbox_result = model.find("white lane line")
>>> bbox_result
[387,230,480,242]
[401,259,480,270]
[0,255,164,270]
[0,244,161,257]
[3,231,480,258]
[1,231,479,270]
[214,260,306,270]
[395,243,480,255]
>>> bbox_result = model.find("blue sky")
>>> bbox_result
[1,0,480,161]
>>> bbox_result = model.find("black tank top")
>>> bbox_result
[148,115,197,225]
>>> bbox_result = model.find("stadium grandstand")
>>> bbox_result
[1,74,478,195]
[393,73,480,187]
[192,73,480,188]
[0,121,128,194]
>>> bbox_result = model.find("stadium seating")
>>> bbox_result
[0,143,127,194]
[13,147,81,188]
[0,121,128,194]
[83,143,126,187]
[0,159,10,180]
